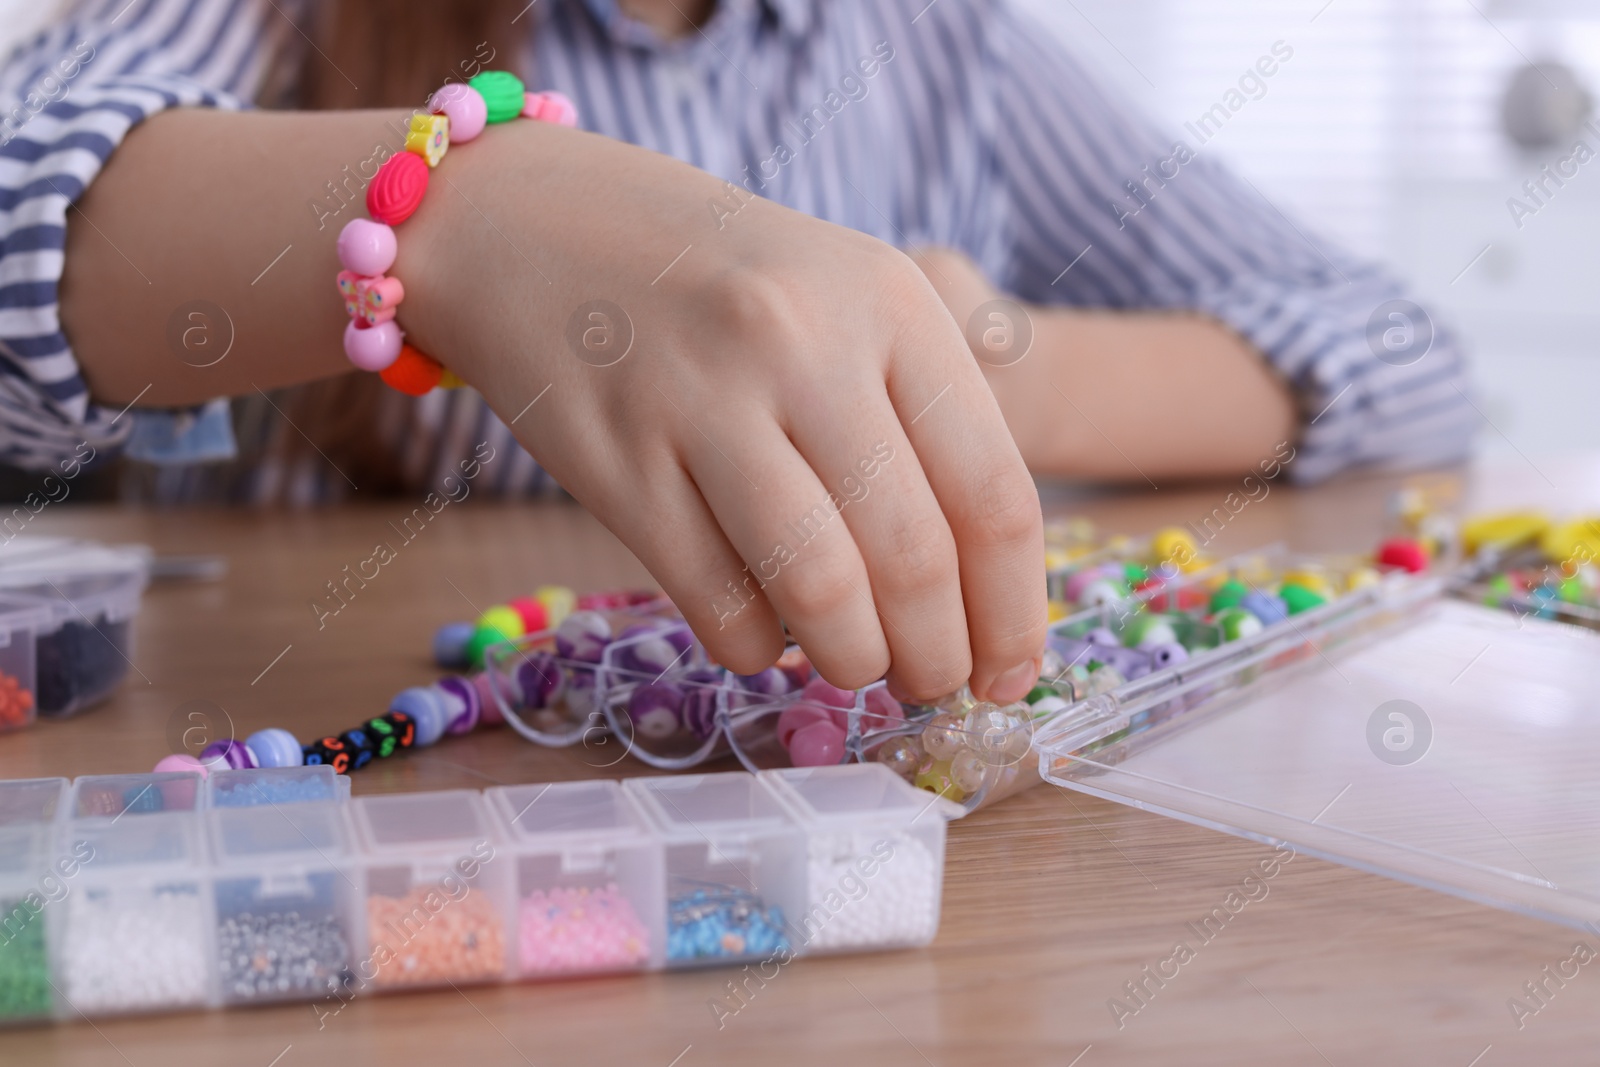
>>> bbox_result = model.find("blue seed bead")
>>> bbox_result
[391,686,448,747]
[433,622,476,669]
[1240,590,1288,626]
[123,784,163,813]
[246,728,303,768]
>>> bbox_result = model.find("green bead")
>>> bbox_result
[1209,578,1248,613]
[1213,607,1263,642]
[469,71,525,123]
[0,903,52,1021]
[466,622,516,667]
[1559,577,1585,604]
[1122,562,1148,583]
[1279,583,1327,615]
[1024,685,1051,705]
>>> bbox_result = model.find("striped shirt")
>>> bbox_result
[0,0,1475,501]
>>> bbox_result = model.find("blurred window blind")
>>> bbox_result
[1017,0,1600,258]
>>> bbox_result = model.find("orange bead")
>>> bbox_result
[379,344,444,396]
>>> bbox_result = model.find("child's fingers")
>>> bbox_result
[590,467,787,674]
[786,405,971,703]
[887,338,1047,706]
[685,414,893,691]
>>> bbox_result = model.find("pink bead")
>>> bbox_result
[429,83,488,143]
[472,671,506,727]
[153,753,209,779]
[789,720,846,767]
[863,687,905,730]
[802,676,856,729]
[354,275,405,326]
[336,218,397,276]
[776,701,831,748]
[522,90,578,126]
[343,319,402,371]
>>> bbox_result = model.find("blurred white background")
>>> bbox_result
[1019,0,1600,460]
[2,0,1593,462]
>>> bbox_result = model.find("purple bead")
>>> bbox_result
[736,667,791,696]
[555,610,613,663]
[435,676,481,735]
[514,650,566,709]
[627,682,684,741]
[614,621,694,675]
[681,668,722,739]
[1085,627,1120,647]
[1148,642,1189,670]
[1088,644,1153,680]
[200,739,256,770]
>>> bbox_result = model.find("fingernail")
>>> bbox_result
[985,658,1039,705]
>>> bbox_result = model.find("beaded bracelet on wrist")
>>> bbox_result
[335,71,577,396]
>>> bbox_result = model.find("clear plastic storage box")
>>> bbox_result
[0,596,51,734]
[208,802,359,1005]
[1034,572,1600,932]
[760,764,959,954]
[624,772,807,968]
[57,812,213,1015]
[349,790,513,990]
[488,780,663,977]
[0,538,150,718]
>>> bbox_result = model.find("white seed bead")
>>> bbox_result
[798,830,938,950]
[61,887,210,1012]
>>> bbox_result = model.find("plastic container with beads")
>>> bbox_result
[487,780,663,978]
[56,808,214,1015]
[759,764,959,955]
[623,773,806,969]
[348,790,514,992]
[0,596,50,734]
[207,802,360,1006]
[0,539,150,718]
[207,766,351,809]
[0,779,68,1026]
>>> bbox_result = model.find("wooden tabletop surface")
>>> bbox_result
[5,453,1599,1067]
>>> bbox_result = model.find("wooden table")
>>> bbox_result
[6,454,1599,1066]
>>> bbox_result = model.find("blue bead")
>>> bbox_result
[246,728,303,768]
[391,686,448,747]
[433,622,476,669]
[1240,591,1288,626]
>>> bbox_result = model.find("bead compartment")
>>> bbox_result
[488,780,662,977]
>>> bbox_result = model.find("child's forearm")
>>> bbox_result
[986,309,1298,483]
[915,247,1297,481]
[62,107,415,406]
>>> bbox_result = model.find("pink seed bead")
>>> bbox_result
[789,719,847,767]
[336,218,397,275]
[429,83,488,143]
[343,318,403,371]
[522,90,578,126]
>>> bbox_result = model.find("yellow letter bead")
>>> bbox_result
[1461,510,1549,556]
[1150,526,1197,568]
[405,113,450,167]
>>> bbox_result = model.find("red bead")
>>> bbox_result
[367,151,429,226]
[1377,537,1430,573]
[507,596,548,634]
[379,344,444,396]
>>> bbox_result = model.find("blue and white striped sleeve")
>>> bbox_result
[981,2,1477,483]
[0,0,281,470]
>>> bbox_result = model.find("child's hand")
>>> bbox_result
[403,124,1046,703]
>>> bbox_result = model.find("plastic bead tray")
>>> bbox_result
[0,762,956,1026]
[476,540,1410,815]
[1034,566,1600,933]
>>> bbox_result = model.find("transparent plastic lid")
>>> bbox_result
[1036,578,1600,930]
[489,780,650,843]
